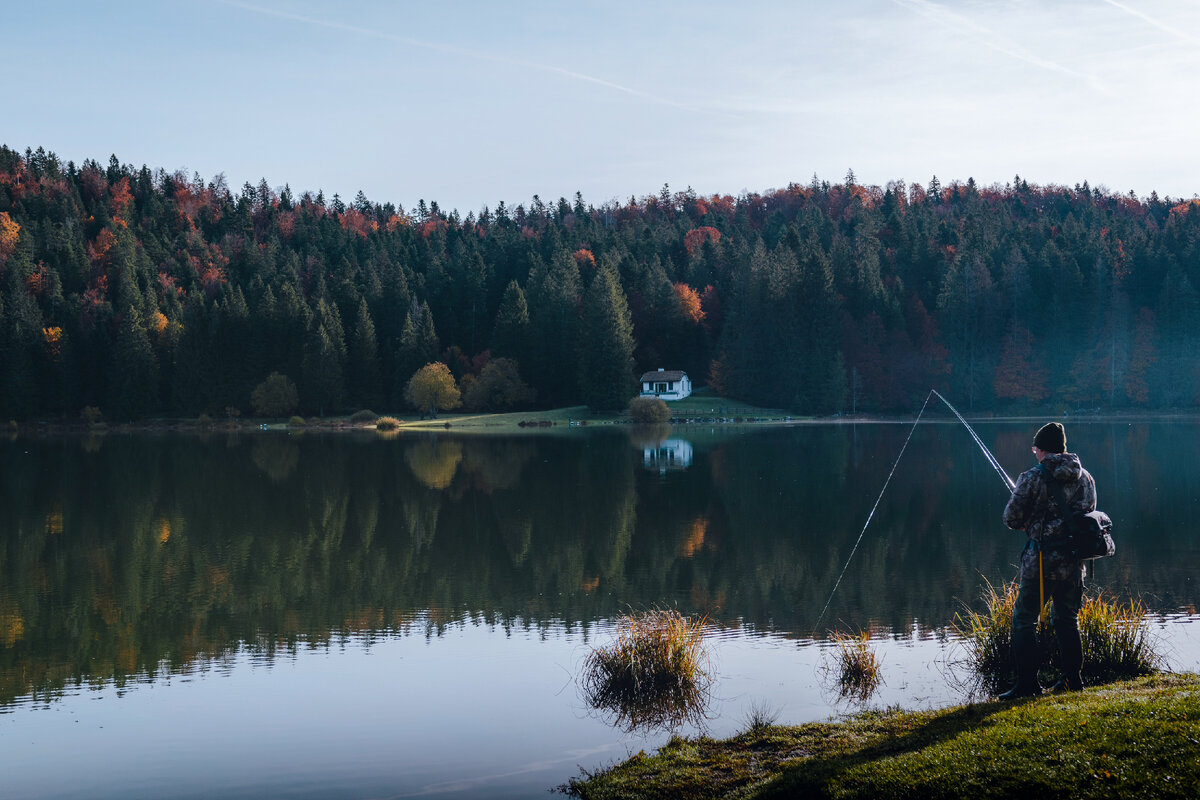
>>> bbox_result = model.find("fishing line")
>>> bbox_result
[813,389,1016,630]
[813,390,935,629]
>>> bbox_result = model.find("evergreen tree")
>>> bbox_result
[526,251,581,407]
[393,299,439,399]
[491,280,531,366]
[107,305,159,420]
[349,298,382,409]
[578,264,636,412]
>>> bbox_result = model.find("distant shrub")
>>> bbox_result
[6,420,17,432]
[628,396,672,424]
[250,372,299,418]
[197,414,214,427]
[376,416,401,431]
[289,416,306,427]
[349,409,380,424]
[81,406,103,425]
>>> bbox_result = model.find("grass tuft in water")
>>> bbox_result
[952,578,1161,694]
[741,699,782,734]
[825,631,883,701]
[375,416,401,431]
[581,609,711,732]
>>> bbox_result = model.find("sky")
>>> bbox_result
[6,0,1200,214]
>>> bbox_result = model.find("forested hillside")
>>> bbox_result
[1,145,1197,420]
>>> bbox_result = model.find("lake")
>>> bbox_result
[2,420,1198,798]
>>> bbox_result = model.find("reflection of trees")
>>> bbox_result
[627,423,672,449]
[404,438,463,490]
[251,436,300,483]
[1,424,1197,706]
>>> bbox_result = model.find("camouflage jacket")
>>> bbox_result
[1003,452,1096,582]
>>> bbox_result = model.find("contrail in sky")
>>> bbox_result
[891,0,1108,94]
[1100,0,1200,45]
[217,0,696,110]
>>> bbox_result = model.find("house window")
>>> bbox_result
[656,382,668,393]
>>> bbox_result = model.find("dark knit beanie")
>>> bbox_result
[1033,422,1066,454]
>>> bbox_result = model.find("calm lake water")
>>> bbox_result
[2,420,1199,798]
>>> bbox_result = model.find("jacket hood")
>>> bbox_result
[1042,452,1082,482]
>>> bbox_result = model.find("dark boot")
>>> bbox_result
[998,681,1042,700]
[998,626,1042,700]
[1053,617,1083,695]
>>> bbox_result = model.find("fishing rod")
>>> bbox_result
[813,389,1015,629]
[930,389,1015,492]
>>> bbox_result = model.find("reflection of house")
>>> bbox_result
[639,369,691,400]
[643,439,694,472]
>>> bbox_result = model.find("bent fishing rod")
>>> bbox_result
[813,389,1014,629]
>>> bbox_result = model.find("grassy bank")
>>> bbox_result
[564,673,1200,799]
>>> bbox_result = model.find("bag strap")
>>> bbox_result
[1038,462,1075,530]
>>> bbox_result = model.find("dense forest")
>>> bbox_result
[1,144,1198,420]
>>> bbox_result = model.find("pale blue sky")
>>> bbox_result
[6,1,1199,212]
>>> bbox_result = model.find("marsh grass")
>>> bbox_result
[581,609,711,732]
[741,700,782,734]
[375,416,401,431]
[823,631,883,702]
[952,579,1161,695]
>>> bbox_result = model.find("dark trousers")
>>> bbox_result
[1011,567,1084,686]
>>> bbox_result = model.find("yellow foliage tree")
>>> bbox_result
[0,211,19,261]
[404,362,461,419]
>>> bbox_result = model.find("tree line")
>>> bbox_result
[2,145,1199,420]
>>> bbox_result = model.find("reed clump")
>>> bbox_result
[581,609,710,732]
[375,416,401,431]
[825,631,883,701]
[953,579,1161,694]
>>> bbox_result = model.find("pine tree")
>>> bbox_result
[394,299,439,400]
[349,298,382,409]
[526,251,581,407]
[108,305,159,420]
[578,264,635,412]
[491,280,531,365]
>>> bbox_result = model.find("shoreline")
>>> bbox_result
[7,407,1200,439]
[564,672,1200,799]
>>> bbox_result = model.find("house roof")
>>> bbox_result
[640,370,687,383]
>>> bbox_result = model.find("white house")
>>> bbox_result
[639,368,691,401]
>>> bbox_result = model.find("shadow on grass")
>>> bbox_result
[757,700,1022,799]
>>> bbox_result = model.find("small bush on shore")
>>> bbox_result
[953,579,1161,695]
[628,396,672,424]
[376,416,401,431]
[288,416,306,427]
[349,409,379,424]
[581,609,710,732]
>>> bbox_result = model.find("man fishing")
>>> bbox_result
[999,422,1097,699]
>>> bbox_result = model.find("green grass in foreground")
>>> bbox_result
[563,673,1200,799]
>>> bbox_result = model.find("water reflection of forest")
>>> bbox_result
[1,423,1196,705]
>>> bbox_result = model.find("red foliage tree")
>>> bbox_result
[572,248,596,270]
[684,226,721,256]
